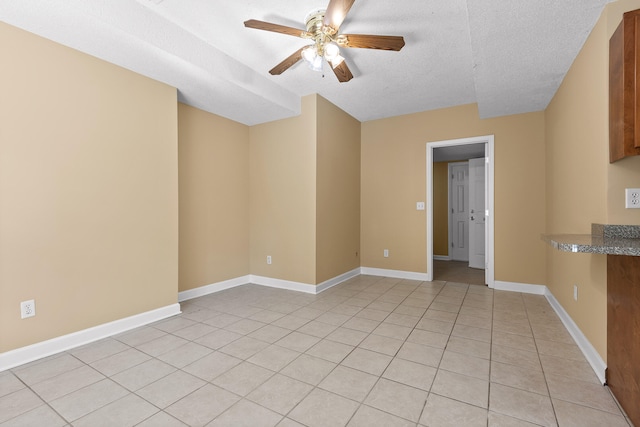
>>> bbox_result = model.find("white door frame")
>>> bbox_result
[426,135,495,287]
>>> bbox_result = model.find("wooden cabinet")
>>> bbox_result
[607,254,640,426]
[609,8,640,163]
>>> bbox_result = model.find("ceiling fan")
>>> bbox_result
[244,0,405,83]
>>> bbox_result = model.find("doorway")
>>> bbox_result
[426,136,495,287]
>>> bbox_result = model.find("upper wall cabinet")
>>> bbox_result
[610,8,640,163]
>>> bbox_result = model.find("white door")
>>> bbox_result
[449,162,469,261]
[468,157,486,269]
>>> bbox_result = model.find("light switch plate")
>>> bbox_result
[625,188,640,208]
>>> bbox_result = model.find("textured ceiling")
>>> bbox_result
[0,0,613,125]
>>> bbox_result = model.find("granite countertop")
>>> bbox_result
[542,224,640,256]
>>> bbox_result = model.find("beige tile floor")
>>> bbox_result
[433,260,485,285]
[0,275,633,426]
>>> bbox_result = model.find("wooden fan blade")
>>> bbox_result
[244,19,312,38]
[331,60,353,83]
[323,0,355,33]
[269,47,306,75]
[337,34,405,51]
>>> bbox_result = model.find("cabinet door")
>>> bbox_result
[609,9,640,162]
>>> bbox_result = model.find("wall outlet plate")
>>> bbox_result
[21,299,35,319]
[625,188,640,208]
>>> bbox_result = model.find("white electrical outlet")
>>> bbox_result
[383,249,389,257]
[573,285,578,301]
[625,188,640,208]
[266,255,272,265]
[416,202,425,211]
[21,299,35,319]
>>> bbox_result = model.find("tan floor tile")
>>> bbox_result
[491,344,541,370]
[326,327,368,346]
[13,354,84,386]
[488,411,543,426]
[420,393,488,427]
[73,393,158,427]
[157,341,213,368]
[90,348,151,377]
[355,308,389,322]
[539,354,600,384]
[364,378,428,422]
[393,304,427,317]
[342,316,381,333]
[489,383,556,427]
[318,365,378,401]
[275,332,321,352]
[248,325,292,343]
[165,384,240,426]
[151,317,197,334]
[372,322,413,340]
[1,404,67,426]
[70,338,130,364]
[136,334,189,357]
[492,331,537,353]
[195,329,243,350]
[248,309,287,323]
[407,329,449,348]
[212,361,274,396]
[491,361,548,395]
[247,374,313,415]
[289,388,359,427]
[219,336,270,359]
[280,354,337,385]
[535,338,585,361]
[136,411,187,426]
[358,334,404,356]
[447,335,491,359]
[0,388,44,423]
[291,307,325,320]
[415,317,454,334]
[383,313,420,327]
[440,350,490,380]
[341,348,392,376]
[0,372,25,399]
[203,313,243,328]
[272,315,311,330]
[347,405,414,427]
[225,318,268,335]
[431,369,489,408]
[208,399,282,427]
[297,320,339,338]
[546,375,620,414]
[30,364,104,401]
[50,379,129,421]
[136,371,205,408]
[306,339,354,363]
[396,341,443,368]
[382,357,436,391]
[315,312,351,326]
[114,326,166,347]
[552,398,628,427]
[111,359,176,391]
[247,344,300,371]
[493,319,533,336]
[452,323,492,342]
[181,351,242,382]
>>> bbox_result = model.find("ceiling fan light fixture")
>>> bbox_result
[302,45,317,63]
[324,42,340,62]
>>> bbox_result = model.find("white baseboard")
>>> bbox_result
[544,290,607,384]
[316,268,361,293]
[433,255,451,261]
[492,280,547,295]
[250,275,317,294]
[360,267,429,281]
[0,303,181,373]
[178,275,251,302]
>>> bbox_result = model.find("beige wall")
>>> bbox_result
[0,23,178,352]
[249,96,317,284]
[361,104,546,284]
[178,103,250,292]
[545,0,640,361]
[316,96,361,283]
[433,162,449,256]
